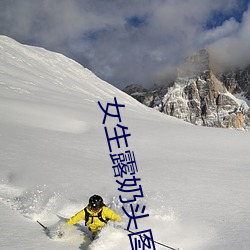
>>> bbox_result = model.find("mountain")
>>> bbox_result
[217,66,250,99]
[123,49,250,130]
[1,36,250,250]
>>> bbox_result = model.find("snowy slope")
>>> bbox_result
[0,36,250,250]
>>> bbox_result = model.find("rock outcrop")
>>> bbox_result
[123,49,250,130]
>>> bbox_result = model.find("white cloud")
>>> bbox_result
[200,18,240,45]
[209,5,250,68]
[0,0,249,88]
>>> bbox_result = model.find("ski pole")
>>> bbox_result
[124,228,181,250]
[37,220,48,231]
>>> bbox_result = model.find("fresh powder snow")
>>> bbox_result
[0,36,250,250]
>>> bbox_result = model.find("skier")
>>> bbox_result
[66,194,122,239]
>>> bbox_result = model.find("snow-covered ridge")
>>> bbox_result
[0,35,153,134]
[0,35,144,107]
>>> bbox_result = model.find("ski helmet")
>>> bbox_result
[89,195,104,210]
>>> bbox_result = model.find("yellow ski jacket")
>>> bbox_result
[67,206,121,233]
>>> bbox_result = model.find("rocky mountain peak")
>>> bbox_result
[123,49,250,130]
[177,49,210,78]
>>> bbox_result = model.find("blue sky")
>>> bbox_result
[205,0,249,28]
[0,0,249,89]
